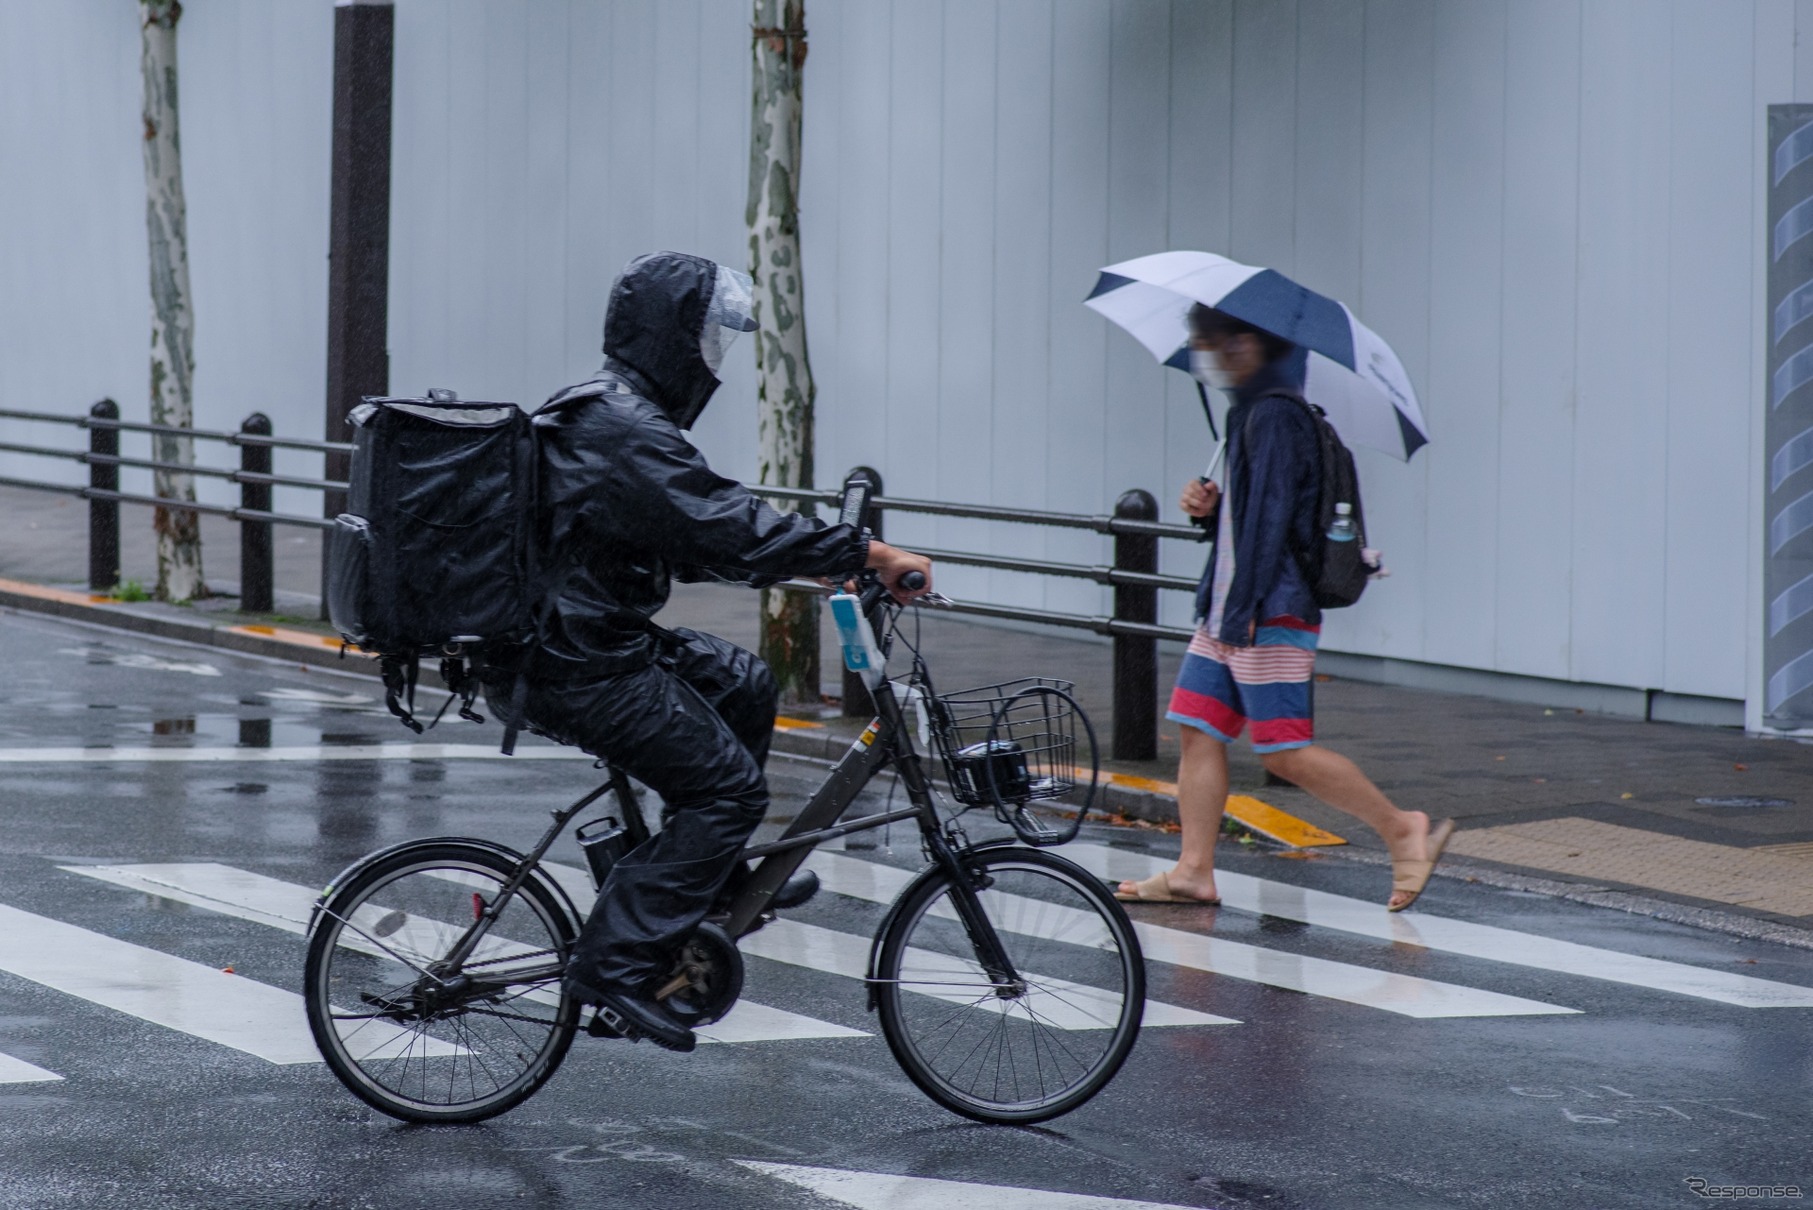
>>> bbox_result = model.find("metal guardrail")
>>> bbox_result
[0,401,1211,758]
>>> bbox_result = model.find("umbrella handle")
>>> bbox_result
[1194,380,1220,442]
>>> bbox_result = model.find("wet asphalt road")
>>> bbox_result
[0,609,1808,1210]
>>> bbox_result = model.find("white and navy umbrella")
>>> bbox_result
[1085,250,1430,460]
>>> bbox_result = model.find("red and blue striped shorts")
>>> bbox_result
[1167,616,1320,752]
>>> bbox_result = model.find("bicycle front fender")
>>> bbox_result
[862,845,1033,1012]
[864,861,942,1013]
[307,836,583,939]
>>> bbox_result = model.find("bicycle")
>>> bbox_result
[302,481,1145,1126]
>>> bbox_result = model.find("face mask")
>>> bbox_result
[1190,348,1235,391]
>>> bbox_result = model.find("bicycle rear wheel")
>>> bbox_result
[873,846,1144,1124]
[303,841,580,1124]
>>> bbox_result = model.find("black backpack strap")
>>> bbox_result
[1243,390,1325,584]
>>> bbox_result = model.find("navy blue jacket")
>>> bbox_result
[1195,360,1322,642]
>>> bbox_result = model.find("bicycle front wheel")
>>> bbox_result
[303,841,581,1124]
[873,846,1144,1124]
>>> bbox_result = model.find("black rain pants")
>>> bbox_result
[519,628,776,994]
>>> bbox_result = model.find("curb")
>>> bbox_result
[0,579,374,677]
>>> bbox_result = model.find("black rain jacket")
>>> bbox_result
[528,251,868,675]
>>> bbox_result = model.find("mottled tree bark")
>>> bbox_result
[140,0,205,601]
[749,0,818,706]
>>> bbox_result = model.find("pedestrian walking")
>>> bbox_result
[1114,304,1453,911]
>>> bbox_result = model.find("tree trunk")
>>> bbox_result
[140,0,205,602]
[748,0,818,707]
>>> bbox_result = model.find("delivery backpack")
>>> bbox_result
[1252,390,1371,611]
[326,389,540,737]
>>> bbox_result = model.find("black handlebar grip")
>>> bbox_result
[899,570,927,592]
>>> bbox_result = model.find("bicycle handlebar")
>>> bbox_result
[857,568,926,614]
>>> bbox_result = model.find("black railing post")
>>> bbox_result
[240,413,274,612]
[87,399,119,592]
[842,466,884,717]
[1112,489,1159,761]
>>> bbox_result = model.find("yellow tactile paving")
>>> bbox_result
[1449,817,1813,917]
[1223,794,1348,848]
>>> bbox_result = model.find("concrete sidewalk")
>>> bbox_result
[3,484,1812,947]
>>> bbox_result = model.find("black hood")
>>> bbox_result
[601,251,722,429]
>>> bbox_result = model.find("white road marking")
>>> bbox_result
[536,860,1219,1029]
[1065,843,1813,1010]
[56,648,221,676]
[486,862,872,1045]
[736,1161,1206,1210]
[69,862,864,1046]
[805,851,1574,1019]
[0,1053,61,1084]
[0,744,594,763]
[0,902,448,1064]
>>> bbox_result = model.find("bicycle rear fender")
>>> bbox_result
[307,836,583,938]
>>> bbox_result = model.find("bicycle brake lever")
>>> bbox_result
[913,592,956,609]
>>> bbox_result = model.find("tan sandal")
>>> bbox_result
[1388,818,1456,912]
[1112,871,1221,906]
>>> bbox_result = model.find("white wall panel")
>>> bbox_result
[1158,0,1235,628]
[1494,0,1581,680]
[1328,0,1434,663]
[933,0,997,602]
[1569,0,1670,689]
[1421,0,1505,672]
[1665,3,1756,697]
[879,0,943,574]
[1043,2,1116,622]
[0,0,1782,703]
[991,0,1056,609]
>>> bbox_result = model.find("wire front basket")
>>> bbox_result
[929,677,1098,846]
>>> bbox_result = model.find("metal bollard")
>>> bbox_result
[87,399,119,592]
[1111,489,1159,761]
[842,466,884,718]
[239,413,274,612]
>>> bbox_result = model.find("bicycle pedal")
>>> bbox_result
[586,1005,638,1041]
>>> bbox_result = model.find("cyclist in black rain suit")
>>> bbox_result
[498,251,931,1052]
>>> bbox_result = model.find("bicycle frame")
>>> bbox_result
[399,597,1024,999]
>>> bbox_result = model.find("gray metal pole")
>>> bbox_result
[1112,489,1159,761]
[88,399,119,592]
[239,412,274,612]
[321,0,392,614]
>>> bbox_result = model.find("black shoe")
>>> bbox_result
[567,980,696,1053]
[770,869,820,912]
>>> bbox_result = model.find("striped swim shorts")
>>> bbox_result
[1167,616,1320,752]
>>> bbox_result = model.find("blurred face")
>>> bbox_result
[1189,330,1265,388]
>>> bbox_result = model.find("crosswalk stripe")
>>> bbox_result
[466,863,870,1045]
[536,861,1230,1030]
[0,902,450,1064]
[805,851,1575,1019]
[735,1161,1205,1210]
[68,863,865,1046]
[1064,843,1813,1009]
[0,1053,61,1084]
